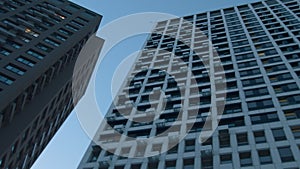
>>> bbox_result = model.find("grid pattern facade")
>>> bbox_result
[78,0,300,169]
[0,0,102,168]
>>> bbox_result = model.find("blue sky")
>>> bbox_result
[31,0,259,168]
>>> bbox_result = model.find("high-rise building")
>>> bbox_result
[0,0,103,168]
[78,0,300,168]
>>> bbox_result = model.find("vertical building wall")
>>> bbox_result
[0,0,103,168]
[78,0,300,169]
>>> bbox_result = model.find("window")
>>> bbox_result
[237,133,248,146]
[232,39,249,47]
[230,30,244,35]
[253,36,269,43]
[222,103,242,114]
[51,33,67,41]
[258,149,272,164]
[183,158,194,169]
[226,92,239,101]
[5,64,26,75]
[242,77,264,87]
[247,99,273,111]
[284,108,300,120]
[35,43,53,53]
[58,28,73,36]
[269,73,293,82]
[219,116,245,127]
[111,165,125,169]
[272,128,286,141]
[245,87,268,98]
[26,50,44,59]
[290,125,300,139]
[0,47,11,56]
[278,95,300,106]
[48,15,61,23]
[148,162,158,168]
[265,64,287,73]
[44,38,60,47]
[41,19,54,27]
[273,83,299,93]
[16,57,35,67]
[280,45,300,53]
[24,28,39,37]
[238,61,257,68]
[201,150,213,168]
[258,49,277,57]
[185,139,195,152]
[240,68,260,77]
[239,152,252,167]
[76,17,88,23]
[278,147,294,162]
[254,130,266,143]
[0,73,14,85]
[231,34,247,41]
[87,146,101,162]
[65,24,79,31]
[55,12,66,20]
[234,46,251,53]
[3,3,16,11]
[131,164,141,169]
[165,160,176,169]
[34,24,47,31]
[220,154,232,164]
[219,130,230,147]
[255,42,273,49]
[250,112,279,124]
[6,40,21,49]
[19,35,31,43]
[167,145,178,154]
[71,20,84,27]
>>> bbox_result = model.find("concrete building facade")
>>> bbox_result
[78,0,300,168]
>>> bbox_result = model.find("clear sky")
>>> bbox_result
[31,0,260,168]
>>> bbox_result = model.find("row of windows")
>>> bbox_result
[0,73,14,85]
[104,103,300,143]
[0,53,55,88]
[26,49,44,59]
[121,51,293,75]
[0,47,11,56]
[155,1,287,26]
[0,1,87,48]
[0,29,89,86]
[126,65,298,96]
[5,64,26,75]
[0,0,32,13]
[0,23,71,53]
[88,145,297,169]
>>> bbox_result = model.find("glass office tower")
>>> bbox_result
[78,0,300,168]
[0,0,103,168]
